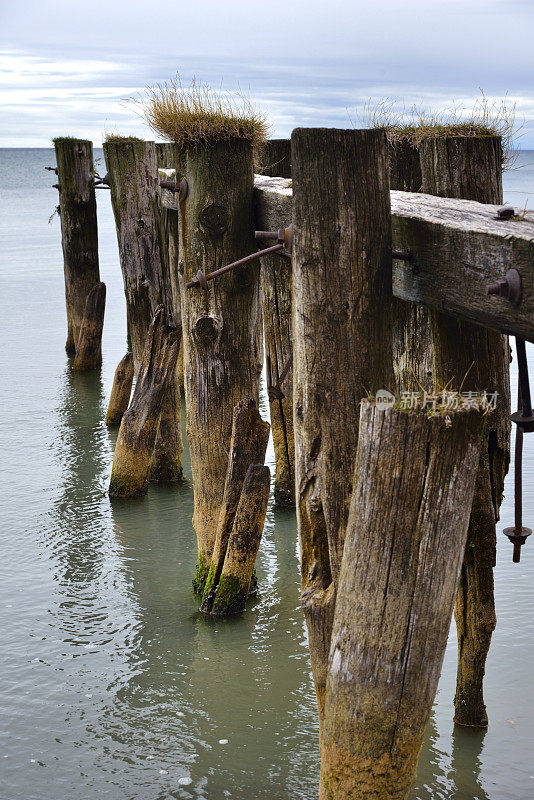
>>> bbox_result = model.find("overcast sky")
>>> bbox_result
[1,0,533,147]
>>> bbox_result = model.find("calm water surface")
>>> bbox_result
[1,149,533,800]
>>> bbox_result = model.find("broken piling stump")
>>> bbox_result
[178,138,263,592]
[201,398,270,608]
[291,127,394,729]
[109,307,180,499]
[104,138,183,483]
[106,352,134,425]
[72,281,106,371]
[209,463,271,615]
[420,134,511,727]
[320,400,485,800]
[53,137,100,357]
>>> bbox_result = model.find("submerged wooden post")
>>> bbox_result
[320,401,484,800]
[201,398,270,610]
[291,127,394,728]
[109,307,180,499]
[53,138,100,357]
[72,281,106,370]
[104,139,183,483]
[255,176,295,506]
[106,352,134,425]
[259,139,291,177]
[419,135,511,727]
[178,138,263,592]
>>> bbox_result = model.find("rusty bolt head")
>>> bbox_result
[485,268,522,305]
[496,205,515,220]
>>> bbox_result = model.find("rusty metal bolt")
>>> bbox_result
[186,241,285,290]
[45,166,58,174]
[496,205,515,220]
[255,224,293,254]
[159,178,188,200]
[485,268,522,306]
[503,526,532,563]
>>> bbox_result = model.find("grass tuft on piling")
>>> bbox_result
[368,92,520,169]
[103,132,143,143]
[135,77,269,148]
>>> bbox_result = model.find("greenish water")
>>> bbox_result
[1,148,534,800]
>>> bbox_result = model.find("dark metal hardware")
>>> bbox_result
[94,173,110,188]
[267,354,293,401]
[496,205,515,220]
[255,225,293,252]
[391,249,413,261]
[186,226,292,290]
[505,341,534,562]
[485,268,522,305]
[52,183,60,191]
[159,178,188,200]
[45,166,58,174]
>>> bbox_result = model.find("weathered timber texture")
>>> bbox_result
[201,399,270,608]
[72,281,106,370]
[419,135,511,727]
[320,401,484,800]
[253,178,534,344]
[254,175,295,506]
[109,307,180,499]
[259,139,291,177]
[388,141,433,393]
[210,463,271,615]
[104,140,183,482]
[178,139,263,591]
[156,146,184,387]
[391,200,534,343]
[106,352,134,425]
[54,139,100,355]
[291,128,394,729]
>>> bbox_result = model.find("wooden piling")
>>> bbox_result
[388,141,433,393]
[259,139,291,177]
[104,139,183,483]
[419,134,511,727]
[53,138,100,356]
[109,307,180,499]
[106,352,134,425]
[178,139,263,592]
[201,398,270,610]
[291,127,394,728]
[255,176,295,506]
[320,401,484,800]
[72,281,106,371]
[210,463,271,615]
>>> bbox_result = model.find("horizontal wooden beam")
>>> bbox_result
[253,177,534,343]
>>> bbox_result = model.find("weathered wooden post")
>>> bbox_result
[419,134,511,727]
[105,353,134,425]
[388,141,433,393]
[291,127,394,728]
[259,139,291,177]
[72,281,106,370]
[104,138,183,485]
[201,398,270,613]
[109,307,180,499]
[178,138,263,592]
[320,400,484,800]
[255,175,295,506]
[156,142,184,387]
[53,138,101,358]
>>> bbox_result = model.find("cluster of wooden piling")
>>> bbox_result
[50,123,534,800]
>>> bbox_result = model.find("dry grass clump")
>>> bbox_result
[103,133,143,143]
[368,92,519,170]
[136,77,269,148]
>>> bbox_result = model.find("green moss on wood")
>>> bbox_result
[211,573,245,615]
[192,551,208,595]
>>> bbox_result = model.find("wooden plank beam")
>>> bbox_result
[252,177,534,342]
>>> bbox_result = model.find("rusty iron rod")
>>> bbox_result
[185,242,284,289]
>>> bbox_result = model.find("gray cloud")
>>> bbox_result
[1,0,533,146]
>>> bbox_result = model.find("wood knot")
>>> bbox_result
[194,315,221,344]
[198,204,228,237]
